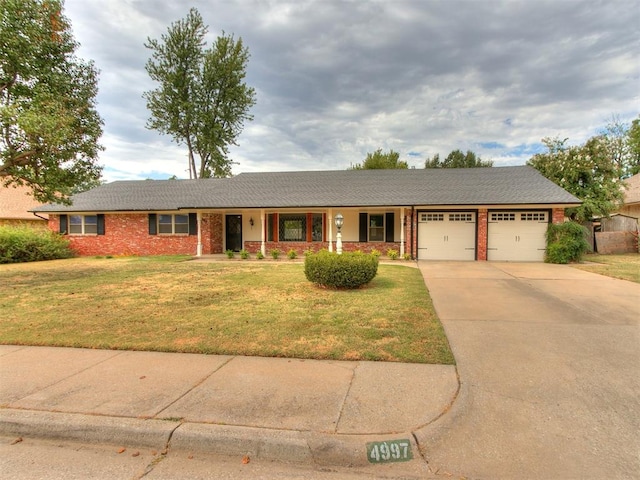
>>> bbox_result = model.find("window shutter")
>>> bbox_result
[359,213,368,242]
[59,215,68,235]
[148,214,157,235]
[97,214,105,235]
[385,212,394,242]
[188,213,197,235]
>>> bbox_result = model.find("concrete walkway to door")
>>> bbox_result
[416,261,640,480]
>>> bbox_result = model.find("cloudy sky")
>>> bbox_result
[63,0,639,181]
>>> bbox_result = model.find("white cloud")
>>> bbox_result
[63,0,640,180]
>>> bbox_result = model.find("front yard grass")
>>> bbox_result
[0,256,454,364]
[572,253,640,283]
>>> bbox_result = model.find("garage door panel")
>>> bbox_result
[418,212,476,261]
[487,211,548,262]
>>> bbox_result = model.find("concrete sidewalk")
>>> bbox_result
[0,345,458,470]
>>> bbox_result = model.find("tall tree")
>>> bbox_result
[425,149,493,168]
[527,137,624,222]
[0,0,103,203]
[625,116,640,176]
[144,8,256,179]
[349,148,408,169]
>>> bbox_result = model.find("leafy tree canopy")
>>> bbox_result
[425,149,493,168]
[626,116,640,176]
[0,0,104,203]
[527,136,624,222]
[349,149,408,170]
[144,8,256,179]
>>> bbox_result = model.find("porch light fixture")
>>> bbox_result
[249,217,254,227]
[335,213,344,254]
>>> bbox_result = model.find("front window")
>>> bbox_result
[69,215,97,235]
[311,214,323,241]
[158,214,189,234]
[369,214,384,241]
[279,214,306,241]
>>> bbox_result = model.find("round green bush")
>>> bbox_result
[304,251,378,289]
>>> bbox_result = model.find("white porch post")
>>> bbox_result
[328,209,333,252]
[400,207,405,257]
[260,209,266,256]
[196,211,203,257]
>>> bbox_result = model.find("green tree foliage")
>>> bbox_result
[627,117,640,176]
[349,148,407,170]
[424,149,493,168]
[527,137,624,222]
[144,8,256,179]
[0,0,104,203]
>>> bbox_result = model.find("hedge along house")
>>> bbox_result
[33,166,580,262]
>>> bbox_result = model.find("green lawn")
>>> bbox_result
[0,256,454,364]
[572,253,640,283]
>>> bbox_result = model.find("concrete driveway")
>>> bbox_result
[416,262,640,480]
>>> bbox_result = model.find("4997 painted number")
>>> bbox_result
[366,439,413,463]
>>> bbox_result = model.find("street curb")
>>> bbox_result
[1,408,422,468]
[0,409,177,450]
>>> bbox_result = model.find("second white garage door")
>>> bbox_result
[487,211,548,261]
[418,212,476,260]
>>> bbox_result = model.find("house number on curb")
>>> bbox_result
[366,439,413,463]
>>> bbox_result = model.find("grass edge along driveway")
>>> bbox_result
[0,256,454,365]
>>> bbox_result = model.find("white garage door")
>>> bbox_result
[418,212,476,260]
[487,211,548,261]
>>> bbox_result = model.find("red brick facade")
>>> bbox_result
[49,213,223,256]
[477,209,488,261]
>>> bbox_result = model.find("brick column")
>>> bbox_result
[477,209,488,261]
[552,208,565,224]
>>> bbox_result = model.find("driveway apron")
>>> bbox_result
[417,262,640,480]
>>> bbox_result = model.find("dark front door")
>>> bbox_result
[225,215,243,252]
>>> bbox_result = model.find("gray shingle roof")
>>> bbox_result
[33,166,581,213]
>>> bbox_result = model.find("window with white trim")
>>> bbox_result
[69,215,97,235]
[369,214,385,241]
[158,214,189,234]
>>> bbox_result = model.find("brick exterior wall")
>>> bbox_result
[49,213,223,257]
[477,209,488,261]
[243,241,403,256]
[552,208,565,224]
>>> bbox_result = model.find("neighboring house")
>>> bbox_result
[0,183,48,228]
[33,166,580,262]
[592,174,640,254]
[618,173,640,220]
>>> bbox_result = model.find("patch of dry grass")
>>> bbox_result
[572,253,640,283]
[0,256,454,364]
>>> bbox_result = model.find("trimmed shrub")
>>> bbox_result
[287,249,297,259]
[0,226,73,264]
[545,222,589,264]
[240,249,250,259]
[386,248,399,260]
[270,248,280,259]
[304,251,378,289]
[225,249,235,259]
[256,251,264,260]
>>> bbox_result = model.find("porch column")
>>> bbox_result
[196,211,203,257]
[328,209,333,252]
[400,207,405,257]
[260,209,266,256]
